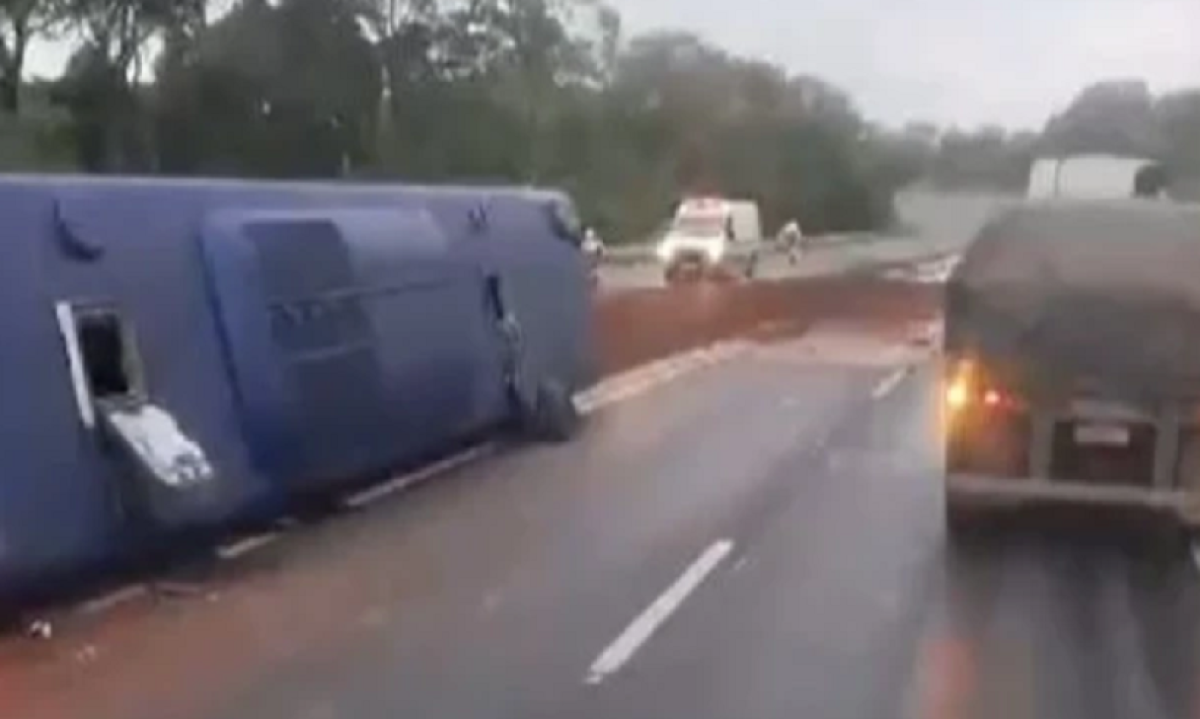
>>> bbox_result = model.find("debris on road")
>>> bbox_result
[74,644,99,665]
[25,619,52,640]
[881,254,962,284]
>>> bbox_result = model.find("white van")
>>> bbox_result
[655,197,763,283]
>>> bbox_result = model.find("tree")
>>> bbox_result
[61,0,205,83]
[596,31,889,237]
[927,126,1033,191]
[484,0,602,180]
[0,0,56,112]
[270,0,380,175]
[1041,79,1164,159]
[1156,89,1200,191]
[152,0,277,174]
[25,0,903,236]
[865,126,935,192]
[155,0,380,177]
[54,0,205,170]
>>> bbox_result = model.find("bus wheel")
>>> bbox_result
[523,378,581,443]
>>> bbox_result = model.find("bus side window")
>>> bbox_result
[56,302,146,427]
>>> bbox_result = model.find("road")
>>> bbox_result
[597,234,963,291]
[9,191,1198,719]
[7,320,1200,719]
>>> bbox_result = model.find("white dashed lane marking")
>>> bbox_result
[872,367,910,400]
[216,532,283,561]
[586,540,734,685]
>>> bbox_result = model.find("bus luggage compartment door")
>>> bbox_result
[200,213,391,492]
[200,209,491,495]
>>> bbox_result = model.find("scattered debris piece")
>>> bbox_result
[25,619,53,640]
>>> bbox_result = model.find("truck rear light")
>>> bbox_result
[946,380,970,410]
[944,358,975,411]
[948,384,1020,411]
[944,359,1023,413]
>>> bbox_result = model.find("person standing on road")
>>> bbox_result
[777,219,805,265]
[582,227,606,261]
[581,226,605,288]
[581,227,596,253]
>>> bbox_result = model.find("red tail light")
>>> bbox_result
[944,359,1023,412]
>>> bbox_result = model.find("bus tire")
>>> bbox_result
[524,378,581,443]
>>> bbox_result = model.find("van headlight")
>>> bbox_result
[706,243,725,263]
[656,241,674,263]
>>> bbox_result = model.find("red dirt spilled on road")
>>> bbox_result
[595,276,940,374]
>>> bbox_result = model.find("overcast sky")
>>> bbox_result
[607,0,1200,131]
[24,0,1200,132]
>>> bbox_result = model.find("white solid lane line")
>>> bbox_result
[343,443,497,509]
[217,532,283,561]
[576,342,743,415]
[585,539,735,685]
[872,367,910,400]
[76,584,149,616]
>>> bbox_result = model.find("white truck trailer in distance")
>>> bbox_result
[1028,155,1162,200]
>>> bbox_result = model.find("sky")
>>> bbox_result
[23,0,1200,132]
[606,0,1200,131]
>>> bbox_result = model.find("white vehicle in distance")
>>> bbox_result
[1027,155,1167,200]
[655,197,763,284]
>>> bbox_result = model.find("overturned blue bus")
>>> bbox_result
[0,175,595,602]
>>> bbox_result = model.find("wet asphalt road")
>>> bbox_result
[8,325,1200,719]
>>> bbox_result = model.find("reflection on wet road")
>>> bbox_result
[3,324,1199,719]
[915,528,1200,719]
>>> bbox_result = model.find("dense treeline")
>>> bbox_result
[878,80,1200,197]
[0,0,896,241]
[2,2,1198,241]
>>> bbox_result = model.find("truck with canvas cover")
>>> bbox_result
[0,176,592,604]
[943,200,1200,533]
